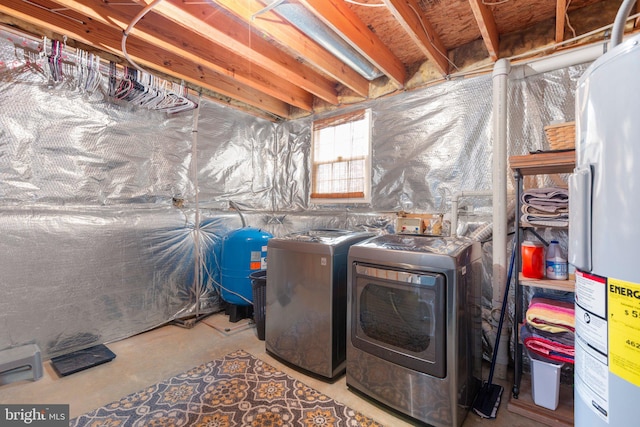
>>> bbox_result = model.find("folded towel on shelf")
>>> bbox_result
[521,187,569,226]
[525,296,575,334]
[521,187,569,206]
[521,204,569,215]
[521,318,575,347]
[532,292,574,304]
[520,214,569,227]
[521,323,575,364]
[520,215,569,227]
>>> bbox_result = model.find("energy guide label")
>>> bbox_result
[575,270,609,422]
[608,277,640,387]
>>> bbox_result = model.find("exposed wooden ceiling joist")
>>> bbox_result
[300,0,406,88]
[138,0,338,106]
[213,0,370,98]
[0,0,630,121]
[383,0,450,75]
[556,0,568,43]
[468,0,500,62]
[0,0,294,119]
[54,0,313,113]
[0,1,299,120]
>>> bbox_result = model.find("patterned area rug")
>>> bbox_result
[69,349,384,426]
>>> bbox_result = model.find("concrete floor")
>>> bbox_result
[0,313,547,426]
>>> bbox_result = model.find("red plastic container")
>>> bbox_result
[522,241,545,279]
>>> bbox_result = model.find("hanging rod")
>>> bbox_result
[0,24,197,114]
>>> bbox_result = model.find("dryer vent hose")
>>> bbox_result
[468,198,516,242]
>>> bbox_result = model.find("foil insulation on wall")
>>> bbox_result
[0,206,212,358]
[368,78,495,213]
[0,26,585,360]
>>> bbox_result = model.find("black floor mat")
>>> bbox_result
[50,344,116,377]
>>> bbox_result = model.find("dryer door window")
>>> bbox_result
[351,263,446,378]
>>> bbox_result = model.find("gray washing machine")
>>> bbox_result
[265,229,374,380]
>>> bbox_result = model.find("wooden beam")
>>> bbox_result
[213,0,369,98]
[299,0,406,88]
[50,0,313,112]
[137,0,339,105]
[0,0,292,119]
[509,150,575,175]
[468,0,500,61]
[382,0,450,75]
[556,0,567,43]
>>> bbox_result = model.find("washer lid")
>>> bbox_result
[281,229,372,245]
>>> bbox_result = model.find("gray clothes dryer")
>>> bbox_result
[346,234,483,427]
[265,229,374,380]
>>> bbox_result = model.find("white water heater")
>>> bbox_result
[569,13,640,427]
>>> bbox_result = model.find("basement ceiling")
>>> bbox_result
[0,0,635,121]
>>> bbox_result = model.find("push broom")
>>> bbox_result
[472,238,516,419]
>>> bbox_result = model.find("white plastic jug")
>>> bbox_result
[546,240,568,280]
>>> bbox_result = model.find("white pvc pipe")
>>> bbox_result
[497,10,640,82]
[491,58,510,380]
[510,42,607,80]
[450,190,493,238]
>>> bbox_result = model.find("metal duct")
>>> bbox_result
[272,2,383,80]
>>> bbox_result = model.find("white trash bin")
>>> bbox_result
[529,350,563,410]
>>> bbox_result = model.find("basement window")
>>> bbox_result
[311,109,372,204]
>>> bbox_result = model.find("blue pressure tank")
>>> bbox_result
[220,227,273,306]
